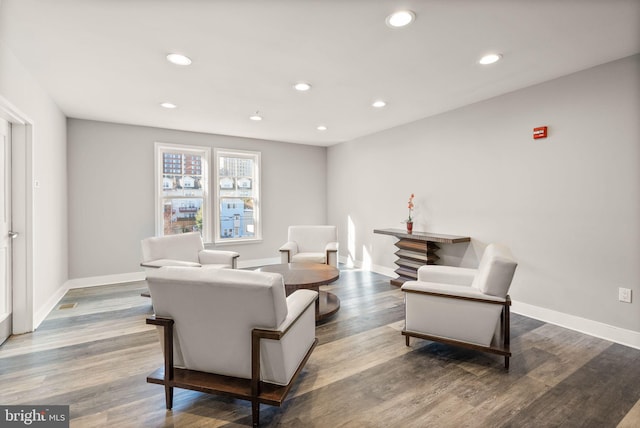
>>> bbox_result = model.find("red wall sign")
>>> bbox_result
[533,126,548,139]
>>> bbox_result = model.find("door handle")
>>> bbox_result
[8,231,18,239]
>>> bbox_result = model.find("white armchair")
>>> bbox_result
[141,232,239,269]
[146,266,318,427]
[279,225,339,267]
[401,244,518,369]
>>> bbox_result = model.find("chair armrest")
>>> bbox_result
[141,259,202,268]
[401,280,506,303]
[252,289,318,396]
[276,289,318,334]
[324,242,339,267]
[416,265,477,286]
[279,242,298,254]
[198,249,240,268]
[324,242,338,252]
[279,242,298,263]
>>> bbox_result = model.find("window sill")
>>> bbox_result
[207,238,263,247]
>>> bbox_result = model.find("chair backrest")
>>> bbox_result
[146,266,288,379]
[141,232,204,264]
[471,244,518,298]
[288,225,337,253]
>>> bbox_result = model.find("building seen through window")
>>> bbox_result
[157,145,209,237]
[216,150,261,242]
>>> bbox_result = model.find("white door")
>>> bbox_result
[0,118,12,345]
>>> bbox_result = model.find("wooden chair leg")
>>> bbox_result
[405,335,410,346]
[252,401,259,427]
[504,298,511,370]
[504,305,510,348]
[251,331,261,427]
[165,386,174,409]
[146,317,176,410]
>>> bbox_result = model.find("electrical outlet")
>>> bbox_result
[618,287,632,303]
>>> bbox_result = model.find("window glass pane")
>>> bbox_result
[219,197,255,239]
[156,143,210,239]
[162,198,204,235]
[162,152,204,198]
[215,151,260,242]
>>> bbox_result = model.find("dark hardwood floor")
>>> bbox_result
[1,267,639,427]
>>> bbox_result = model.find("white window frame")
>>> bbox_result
[214,148,262,244]
[154,142,211,241]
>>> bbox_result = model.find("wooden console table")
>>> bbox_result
[373,228,471,286]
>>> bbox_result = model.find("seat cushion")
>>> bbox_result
[200,264,232,270]
[291,252,326,264]
[142,259,202,268]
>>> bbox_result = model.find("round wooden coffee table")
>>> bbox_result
[256,263,340,322]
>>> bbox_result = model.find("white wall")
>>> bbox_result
[67,119,327,279]
[328,55,640,334]
[0,40,68,325]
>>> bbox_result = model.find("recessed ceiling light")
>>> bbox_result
[317,125,327,131]
[479,53,503,65]
[372,100,387,108]
[294,82,312,91]
[166,53,192,66]
[160,102,177,109]
[249,112,263,121]
[386,10,416,28]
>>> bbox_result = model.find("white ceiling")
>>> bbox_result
[1,0,639,146]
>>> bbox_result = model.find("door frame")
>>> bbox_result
[0,95,34,334]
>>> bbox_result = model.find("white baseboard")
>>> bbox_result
[65,271,147,289]
[338,255,397,278]
[369,264,397,279]
[511,300,640,350]
[34,283,69,330]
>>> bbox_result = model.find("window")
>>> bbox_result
[214,148,261,243]
[155,143,211,240]
[154,144,260,244]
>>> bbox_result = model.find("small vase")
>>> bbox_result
[406,222,413,234]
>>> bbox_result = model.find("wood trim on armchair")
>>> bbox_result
[146,316,175,406]
[140,262,161,268]
[402,287,510,306]
[280,249,291,263]
[251,328,317,425]
[146,296,318,427]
